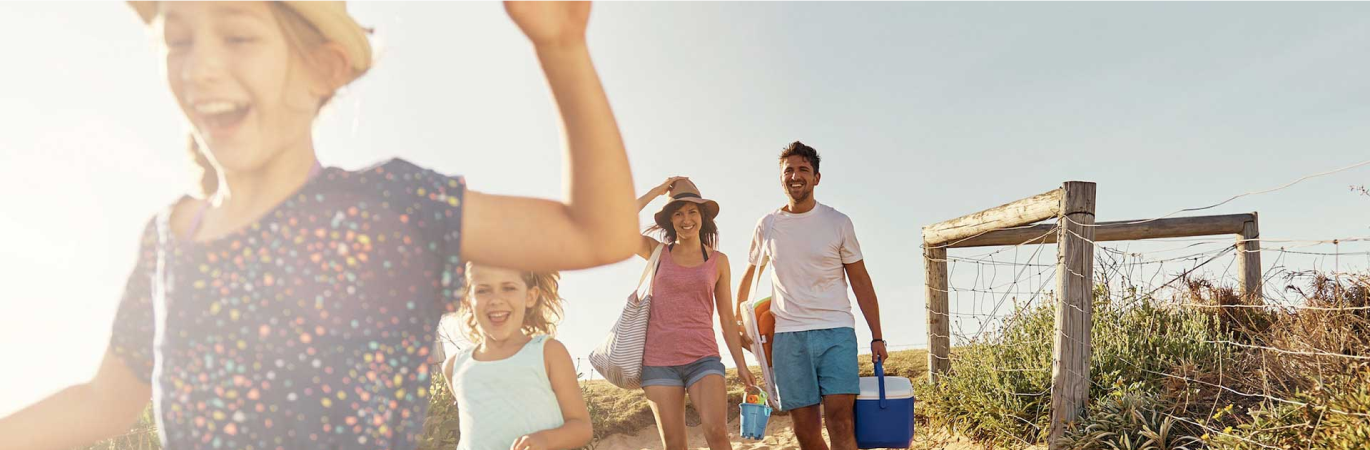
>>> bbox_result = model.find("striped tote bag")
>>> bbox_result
[589,243,664,389]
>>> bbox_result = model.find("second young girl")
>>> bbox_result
[444,263,590,450]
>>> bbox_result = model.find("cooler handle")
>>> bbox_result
[875,359,887,409]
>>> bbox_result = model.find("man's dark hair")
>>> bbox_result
[779,141,821,174]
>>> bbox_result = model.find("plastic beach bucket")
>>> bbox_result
[739,386,772,440]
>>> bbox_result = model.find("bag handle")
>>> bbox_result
[735,246,770,324]
[737,215,773,379]
[741,214,776,314]
[749,252,769,306]
[632,243,666,304]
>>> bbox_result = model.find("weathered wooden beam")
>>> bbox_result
[1049,181,1096,448]
[923,188,1063,247]
[925,246,950,383]
[1236,213,1262,302]
[946,213,1256,248]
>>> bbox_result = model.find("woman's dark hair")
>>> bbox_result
[647,202,718,250]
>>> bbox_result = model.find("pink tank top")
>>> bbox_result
[643,247,721,367]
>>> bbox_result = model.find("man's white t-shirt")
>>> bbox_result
[748,202,864,333]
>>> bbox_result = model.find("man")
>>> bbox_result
[737,141,887,450]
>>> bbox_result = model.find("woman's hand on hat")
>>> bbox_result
[505,1,591,50]
[638,176,687,212]
[653,176,689,197]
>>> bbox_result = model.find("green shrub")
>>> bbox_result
[1059,383,1202,450]
[917,289,1223,448]
[1214,370,1370,450]
[416,366,461,450]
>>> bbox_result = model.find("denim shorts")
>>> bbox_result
[772,327,860,411]
[641,355,726,388]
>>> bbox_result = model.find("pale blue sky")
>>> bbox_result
[2,2,1369,415]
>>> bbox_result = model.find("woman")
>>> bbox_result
[635,176,756,450]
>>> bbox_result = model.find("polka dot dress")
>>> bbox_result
[110,159,465,450]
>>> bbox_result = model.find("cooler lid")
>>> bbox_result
[857,375,915,400]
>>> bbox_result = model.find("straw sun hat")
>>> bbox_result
[654,179,721,230]
[127,1,373,74]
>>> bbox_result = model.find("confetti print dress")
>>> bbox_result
[109,159,465,450]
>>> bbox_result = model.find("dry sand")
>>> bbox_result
[592,415,983,450]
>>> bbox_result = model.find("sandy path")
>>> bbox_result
[592,415,981,450]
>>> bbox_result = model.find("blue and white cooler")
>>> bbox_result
[853,360,915,449]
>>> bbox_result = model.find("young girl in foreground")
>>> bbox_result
[0,2,636,449]
[444,264,590,450]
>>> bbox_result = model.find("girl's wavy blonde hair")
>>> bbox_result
[458,263,565,346]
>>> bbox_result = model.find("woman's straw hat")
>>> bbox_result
[654,179,721,229]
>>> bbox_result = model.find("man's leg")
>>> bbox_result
[822,394,857,450]
[790,403,829,450]
[773,330,826,450]
[815,328,861,450]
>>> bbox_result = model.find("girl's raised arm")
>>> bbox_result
[462,2,637,271]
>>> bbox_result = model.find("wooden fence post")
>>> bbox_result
[926,245,950,383]
[1236,212,1262,303]
[1049,181,1096,447]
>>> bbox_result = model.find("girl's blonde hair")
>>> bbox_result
[188,2,370,197]
[458,263,565,345]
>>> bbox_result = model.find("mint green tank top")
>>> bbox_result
[450,335,566,450]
